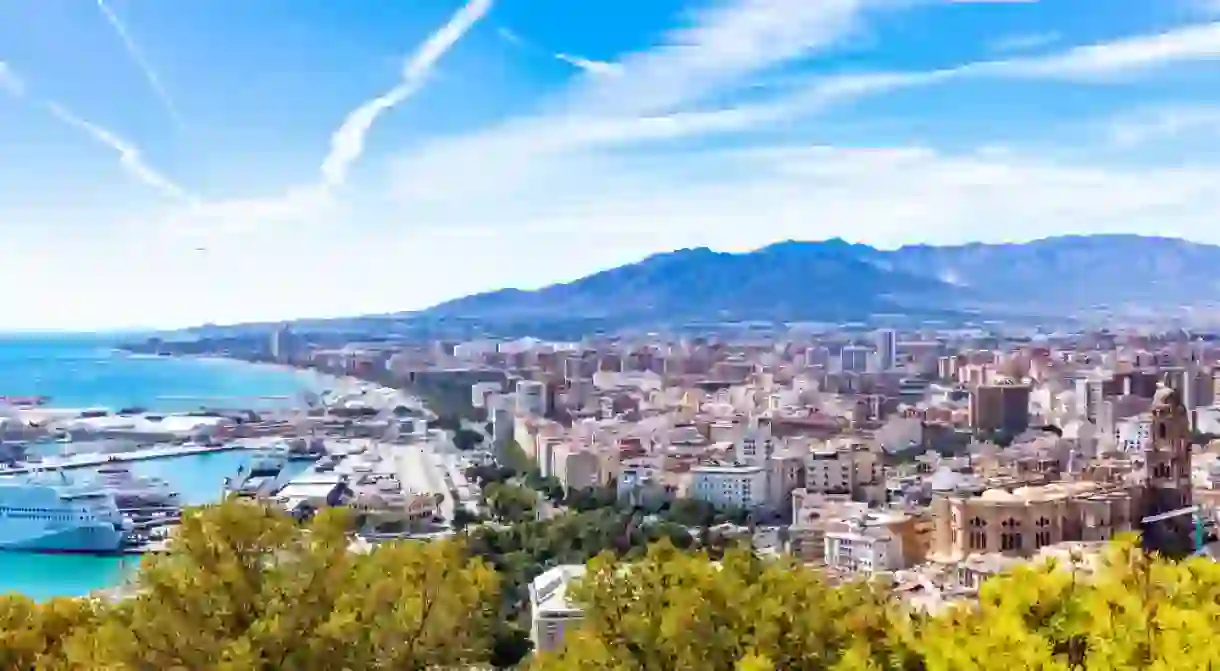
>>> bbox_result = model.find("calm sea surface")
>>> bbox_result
[0,334,324,600]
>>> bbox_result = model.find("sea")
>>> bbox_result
[0,334,327,600]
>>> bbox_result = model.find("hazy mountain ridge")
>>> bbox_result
[419,235,1220,328]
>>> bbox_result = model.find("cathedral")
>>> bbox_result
[1139,385,1195,558]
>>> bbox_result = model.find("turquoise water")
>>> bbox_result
[0,335,322,599]
[0,333,323,411]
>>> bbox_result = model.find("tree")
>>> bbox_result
[564,485,619,512]
[20,503,1220,669]
[662,498,716,527]
[531,542,913,671]
[452,506,481,531]
[484,482,538,524]
[453,428,484,451]
[64,500,500,670]
[0,595,97,670]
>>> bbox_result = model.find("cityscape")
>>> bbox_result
[113,319,1220,661]
[3,0,1220,667]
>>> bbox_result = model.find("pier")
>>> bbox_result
[0,443,246,475]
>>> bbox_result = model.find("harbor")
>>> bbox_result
[0,363,466,598]
[0,442,247,475]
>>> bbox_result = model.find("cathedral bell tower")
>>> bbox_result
[1141,385,1194,556]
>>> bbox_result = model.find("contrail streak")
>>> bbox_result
[320,0,493,188]
[46,102,197,203]
[96,0,185,128]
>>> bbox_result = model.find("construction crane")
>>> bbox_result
[1140,505,1207,555]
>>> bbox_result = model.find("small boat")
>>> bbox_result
[0,396,51,407]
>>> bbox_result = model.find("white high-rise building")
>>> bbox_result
[840,346,870,374]
[874,329,897,371]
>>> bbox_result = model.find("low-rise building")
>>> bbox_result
[529,565,587,653]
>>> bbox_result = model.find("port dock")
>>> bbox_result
[0,443,247,475]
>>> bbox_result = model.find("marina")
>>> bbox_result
[0,338,450,598]
[0,443,246,475]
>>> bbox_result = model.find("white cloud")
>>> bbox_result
[381,13,1220,295]
[18,0,1220,330]
[989,31,1060,53]
[0,61,23,96]
[562,0,874,116]
[392,19,1220,195]
[18,142,1220,331]
[398,142,1220,252]
[44,102,196,203]
[1107,105,1220,146]
[95,0,184,128]
[984,22,1220,80]
[320,0,492,189]
[555,53,623,76]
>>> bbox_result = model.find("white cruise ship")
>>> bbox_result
[0,475,127,553]
[92,466,181,509]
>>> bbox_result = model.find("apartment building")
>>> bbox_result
[969,380,1032,434]
[690,461,767,510]
[804,443,884,503]
[516,380,549,416]
[824,511,909,574]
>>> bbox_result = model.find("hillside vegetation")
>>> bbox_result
[3,500,1217,669]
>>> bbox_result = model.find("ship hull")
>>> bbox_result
[0,524,123,554]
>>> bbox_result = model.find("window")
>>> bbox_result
[1158,422,1167,440]
[1001,532,1023,551]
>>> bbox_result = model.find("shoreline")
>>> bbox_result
[28,350,364,417]
[121,350,384,400]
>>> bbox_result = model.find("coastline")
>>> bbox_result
[120,350,383,401]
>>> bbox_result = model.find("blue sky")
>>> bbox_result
[1,0,1219,330]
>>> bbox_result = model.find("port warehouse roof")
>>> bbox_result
[277,442,448,510]
[61,414,233,435]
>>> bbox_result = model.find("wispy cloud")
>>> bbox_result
[566,0,875,117]
[555,53,623,76]
[150,0,493,240]
[496,27,524,46]
[388,7,1220,245]
[402,13,1220,196]
[1108,105,1220,147]
[0,61,23,96]
[45,102,196,203]
[393,0,888,188]
[320,0,493,189]
[95,0,184,128]
[989,31,1060,53]
[985,21,1220,80]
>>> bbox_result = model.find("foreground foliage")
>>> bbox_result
[1,501,499,670]
[533,533,1220,671]
[6,505,1220,670]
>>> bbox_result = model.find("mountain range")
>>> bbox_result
[416,235,1220,330]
